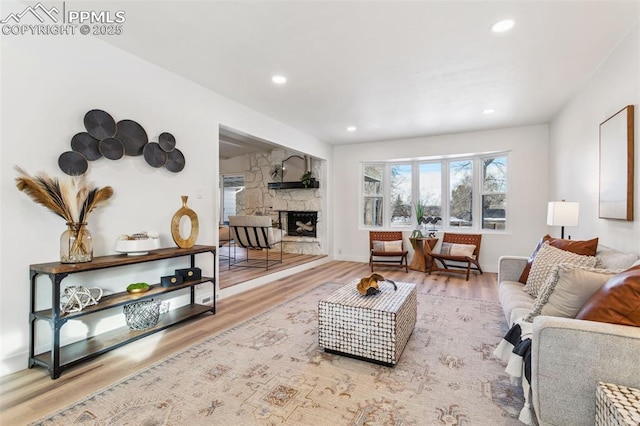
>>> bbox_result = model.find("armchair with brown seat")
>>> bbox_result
[429,232,483,280]
[369,231,409,272]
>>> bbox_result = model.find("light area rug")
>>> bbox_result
[32,282,523,425]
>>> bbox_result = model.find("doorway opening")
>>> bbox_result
[220,174,245,224]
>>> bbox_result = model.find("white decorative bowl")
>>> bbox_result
[115,238,160,255]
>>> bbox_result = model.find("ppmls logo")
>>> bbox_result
[0,2,59,24]
[1,2,126,36]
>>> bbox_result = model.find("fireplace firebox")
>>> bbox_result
[286,211,318,237]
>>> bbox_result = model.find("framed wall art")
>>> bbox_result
[599,105,635,220]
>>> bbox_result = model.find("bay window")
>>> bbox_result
[361,153,508,231]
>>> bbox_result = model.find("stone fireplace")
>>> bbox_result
[239,148,324,255]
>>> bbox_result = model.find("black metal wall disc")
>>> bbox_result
[99,137,125,160]
[116,119,148,156]
[58,151,88,176]
[165,148,185,172]
[158,132,176,152]
[71,132,102,161]
[143,142,167,168]
[84,109,117,140]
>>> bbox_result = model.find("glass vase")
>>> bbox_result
[60,222,93,263]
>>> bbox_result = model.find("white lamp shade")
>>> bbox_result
[547,201,579,227]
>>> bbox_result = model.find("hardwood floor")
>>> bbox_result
[218,245,327,289]
[0,261,498,425]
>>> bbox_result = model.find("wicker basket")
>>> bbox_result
[123,300,162,330]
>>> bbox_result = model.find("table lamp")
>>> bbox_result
[547,200,579,239]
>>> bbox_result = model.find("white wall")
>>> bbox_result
[332,125,550,272]
[0,3,331,376]
[549,23,640,253]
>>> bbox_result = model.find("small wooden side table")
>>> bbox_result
[409,237,438,272]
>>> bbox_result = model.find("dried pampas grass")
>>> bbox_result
[15,166,113,224]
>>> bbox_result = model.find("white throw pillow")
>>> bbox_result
[524,242,597,297]
[595,245,639,270]
[372,240,403,252]
[524,263,621,322]
[439,242,476,258]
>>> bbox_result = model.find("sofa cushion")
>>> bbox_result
[524,264,620,322]
[518,235,599,283]
[510,307,533,327]
[498,280,535,325]
[524,242,597,298]
[576,265,640,326]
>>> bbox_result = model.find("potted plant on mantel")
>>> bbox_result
[300,171,315,188]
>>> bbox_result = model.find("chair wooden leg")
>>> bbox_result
[466,262,471,281]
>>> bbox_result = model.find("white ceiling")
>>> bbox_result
[96,1,639,145]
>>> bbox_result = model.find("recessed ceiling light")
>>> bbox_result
[272,75,287,84]
[347,126,357,132]
[482,108,496,114]
[490,19,515,33]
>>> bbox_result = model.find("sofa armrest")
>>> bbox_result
[497,255,528,283]
[531,316,640,426]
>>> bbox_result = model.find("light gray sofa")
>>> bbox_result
[498,251,640,426]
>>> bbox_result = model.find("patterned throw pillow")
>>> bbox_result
[517,235,599,283]
[439,243,476,258]
[372,240,403,252]
[523,242,597,297]
[524,263,620,322]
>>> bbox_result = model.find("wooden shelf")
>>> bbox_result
[29,245,216,378]
[33,304,214,367]
[268,181,320,190]
[33,277,214,320]
[30,245,214,275]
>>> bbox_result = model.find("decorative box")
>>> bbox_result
[318,280,417,366]
[175,267,201,281]
[596,381,640,426]
[161,274,184,288]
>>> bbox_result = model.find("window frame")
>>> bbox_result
[360,152,509,233]
[480,154,508,231]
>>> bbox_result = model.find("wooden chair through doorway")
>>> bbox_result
[369,231,408,272]
[429,232,483,280]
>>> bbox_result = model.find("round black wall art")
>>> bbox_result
[158,132,176,152]
[71,132,102,161]
[143,142,167,168]
[59,109,185,175]
[165,148,185,173]
[84,109,117,140]
[58,151,88,175]
[99,138,125,160]
[116,119,148,156]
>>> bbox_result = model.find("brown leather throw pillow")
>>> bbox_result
[575,265,640,327]
[518,235,599,283]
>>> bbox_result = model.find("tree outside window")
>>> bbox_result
[482,156,507,230]
[390,164,412,227]
[449,160,473,228]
